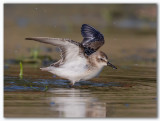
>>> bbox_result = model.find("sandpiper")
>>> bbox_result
[26,24,117,85]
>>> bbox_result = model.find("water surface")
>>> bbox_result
[4,65,157,118]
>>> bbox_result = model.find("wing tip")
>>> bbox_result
[40,67,51,71]
[81,24,92,30]
[82,24,89,27]
[25,37,33,40]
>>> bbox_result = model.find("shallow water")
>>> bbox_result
[4,65,157,118]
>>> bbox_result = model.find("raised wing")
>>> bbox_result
[81,24,105,55]
[26,37,82,66]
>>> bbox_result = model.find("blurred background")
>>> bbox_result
[4,4,157,66]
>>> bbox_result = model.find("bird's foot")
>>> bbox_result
[67,82,74,88]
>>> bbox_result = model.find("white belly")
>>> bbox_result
[51,57,87,81]
[82,67,103,81]
[49,57,104,84]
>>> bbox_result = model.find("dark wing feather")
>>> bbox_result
[81,24,105,55]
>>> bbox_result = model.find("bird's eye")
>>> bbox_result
[100,58,104,61]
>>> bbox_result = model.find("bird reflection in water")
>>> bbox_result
[48,88,107,118]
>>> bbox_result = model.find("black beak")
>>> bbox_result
[107,62,117,69]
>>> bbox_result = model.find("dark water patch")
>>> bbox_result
[4,85,39,92]
[107,76,156,82]
[75,81,123,87]
[5,59,20,65]
[33,79,70,86]
[4,75,73,91]
[4,75,137,92]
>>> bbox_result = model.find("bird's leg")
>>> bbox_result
[68,81,76,88]
[68,83,73,88]
[67,82,73,88]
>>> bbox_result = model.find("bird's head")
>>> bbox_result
[96,51,117,69]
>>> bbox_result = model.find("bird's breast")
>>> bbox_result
[82,66,104,81]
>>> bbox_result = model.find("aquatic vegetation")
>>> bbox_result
[30,48,39,60]
[4,47,54,66]
[43,85,48,91]
[19,61,23,79]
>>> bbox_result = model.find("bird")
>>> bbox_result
[26,24,117,86]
